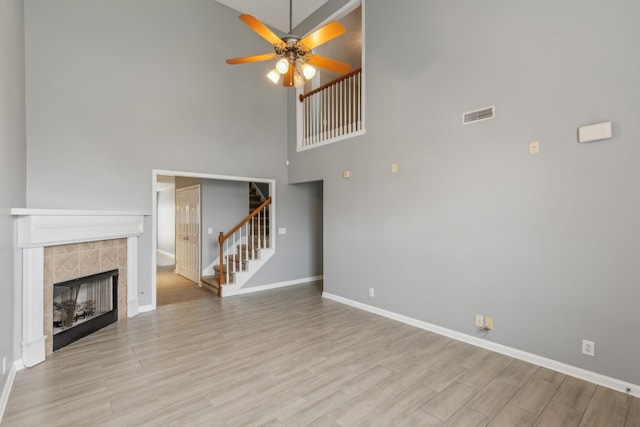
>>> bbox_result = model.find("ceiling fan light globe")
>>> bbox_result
[275,58,290,74]
[301,63,317,80]
[293,70,305,88]
[267,69,281,84]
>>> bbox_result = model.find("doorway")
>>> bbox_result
[151,169,276,309]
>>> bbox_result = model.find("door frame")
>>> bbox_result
[151,169,276,309]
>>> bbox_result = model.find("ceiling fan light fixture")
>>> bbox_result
[267,68,281,84]
[275,58,290,74]
[301,63,317,80]
[293,70,305,88]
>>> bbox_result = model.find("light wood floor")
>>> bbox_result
[156,265,213,306]
[2,281,639,426]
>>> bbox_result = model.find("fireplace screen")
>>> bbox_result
[53,269,118,351]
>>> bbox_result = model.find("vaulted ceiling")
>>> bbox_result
[214,0,328,33]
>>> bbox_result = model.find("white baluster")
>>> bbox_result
[225,239,229,284]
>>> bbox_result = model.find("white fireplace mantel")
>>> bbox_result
[12,208,148,367]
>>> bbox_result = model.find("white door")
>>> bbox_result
[175,185,201,284]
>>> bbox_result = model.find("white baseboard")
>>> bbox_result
[138,304,155,313]
[322,292,640,398]
[0,360,24,423]
[156,249,175,266]
[226,276,324,297]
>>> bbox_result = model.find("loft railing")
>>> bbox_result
[217,197,271,295]
[298,67,363,150]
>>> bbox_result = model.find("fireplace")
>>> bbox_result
[53,269,119,351]
[12,208,146,367]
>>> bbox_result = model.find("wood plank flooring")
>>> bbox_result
[156,265,211,306]
[2,280,638,426]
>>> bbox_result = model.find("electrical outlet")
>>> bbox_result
[529,140,540,154]
[369,288,375,297]
[475,314,484,328]
[391,163,398,173]
[582,339,595,357]
[484,316,494,330]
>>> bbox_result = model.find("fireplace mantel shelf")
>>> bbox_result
[11,208,150,216]
[12,208,149,248]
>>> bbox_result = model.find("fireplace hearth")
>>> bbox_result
[53,269,119,351]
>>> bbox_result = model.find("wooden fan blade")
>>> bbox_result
[307,55,351,75]
[226,53,276,65]
[299,21,346,49]
[239,14,284,46]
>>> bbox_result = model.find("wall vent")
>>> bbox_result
[463,106,495,124]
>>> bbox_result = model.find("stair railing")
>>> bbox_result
[218,197,272,292]
[298,67,363,149]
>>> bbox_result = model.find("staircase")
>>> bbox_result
[201,183,272,296]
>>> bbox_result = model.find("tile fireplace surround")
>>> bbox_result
[11,209,146,368]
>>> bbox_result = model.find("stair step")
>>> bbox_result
[201,276,219,293]
[213,266,236,284]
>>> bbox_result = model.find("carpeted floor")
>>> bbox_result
[156,265,215,306]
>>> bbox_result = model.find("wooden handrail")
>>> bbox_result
[299,67,362,102]
[217,197,272,291]
[219,197,271,242]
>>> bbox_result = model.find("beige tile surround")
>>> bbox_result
[43,238,128,356]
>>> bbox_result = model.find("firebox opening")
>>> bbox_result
[52,269,119,351]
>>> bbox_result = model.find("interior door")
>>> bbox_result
[175,185,201,284]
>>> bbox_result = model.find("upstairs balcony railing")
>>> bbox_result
[298,67,364,150]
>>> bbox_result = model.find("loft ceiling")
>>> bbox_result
[214,0,328,33]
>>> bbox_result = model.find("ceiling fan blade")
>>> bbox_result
[307,55,351,75]
[299,21,346,49]
[226,53,276,65]
[239,14,285,46]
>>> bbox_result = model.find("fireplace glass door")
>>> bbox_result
[53,269,119,351]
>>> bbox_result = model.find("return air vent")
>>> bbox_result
[463,106,495,125]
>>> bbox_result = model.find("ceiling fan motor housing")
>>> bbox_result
[276,36,311,64]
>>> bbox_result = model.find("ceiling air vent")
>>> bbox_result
[463,106,495,125]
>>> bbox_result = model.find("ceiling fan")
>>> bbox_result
[226,0,352,87]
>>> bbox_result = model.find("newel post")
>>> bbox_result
[218,232,225,293]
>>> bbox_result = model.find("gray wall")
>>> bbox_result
[0,0,26,392]
[288,1,640,385]
[24,0,323,305]
[156,187,175,260]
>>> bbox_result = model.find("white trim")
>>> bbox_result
[0,360,24,423]
[156,249,175,265]
[322,292,640,398]
[227,276,323,297]
[138,304,155,314]
[21,247,45,367]
[127,237,139,318]
[11,209,145,248]
[297,129,367,152]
